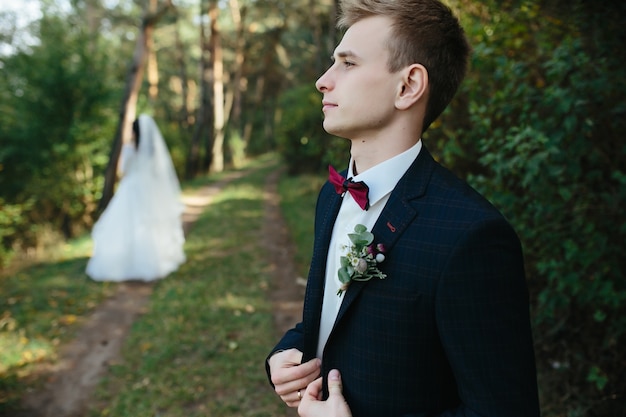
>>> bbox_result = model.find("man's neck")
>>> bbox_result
[350,135,421,175]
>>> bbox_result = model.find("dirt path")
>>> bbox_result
[263,168,306,338]
[18,166,304,417]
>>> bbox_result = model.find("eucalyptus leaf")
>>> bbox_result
[348,233,373,246]
[354,224,367,233]
[360,231,374,243]
[338,268,352,284]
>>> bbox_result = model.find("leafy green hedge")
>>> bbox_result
[275,84,349,174]
[0,14,120,266]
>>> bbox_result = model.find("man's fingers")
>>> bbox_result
[270,350,320,389]
[269,348,302,369]
[327,369,343,396]
[282,348,304,364]
[284,389,303,408]
[274,357,321,386]
[304,376,323,398]
[272,357,322,404]
[298,370,352,417]
[300,357,322,374]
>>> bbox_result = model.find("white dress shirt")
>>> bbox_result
[316,140,422,359]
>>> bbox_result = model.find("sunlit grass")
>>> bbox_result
[277,173,325,278]
[0,236,113,411]
[0,333,53,374]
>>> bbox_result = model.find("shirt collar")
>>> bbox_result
[347,140,422,206]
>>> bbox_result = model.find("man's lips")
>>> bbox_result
[322,101,337,111]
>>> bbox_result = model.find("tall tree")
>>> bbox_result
[226,0,247,158]
[209,0,226,173]
[173,18,192,131]
[186,0,213,179]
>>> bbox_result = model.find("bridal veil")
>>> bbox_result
[86,114,186,281]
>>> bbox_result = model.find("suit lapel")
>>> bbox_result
[302,184,343,361]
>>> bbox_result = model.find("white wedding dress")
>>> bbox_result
[86,115,186,282]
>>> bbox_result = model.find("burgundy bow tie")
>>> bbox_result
[328,165,370,210]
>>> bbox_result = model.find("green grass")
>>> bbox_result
[0,237,115,411]
[277,173,325,278]
[0,153,323,416]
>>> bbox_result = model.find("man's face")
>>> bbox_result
[315,15,401,140]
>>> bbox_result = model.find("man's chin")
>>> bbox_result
[322,122,345,138]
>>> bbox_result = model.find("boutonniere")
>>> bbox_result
[337,224,386,296]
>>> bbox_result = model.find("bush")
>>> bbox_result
[0,14,119,267]
[275,84,349,175]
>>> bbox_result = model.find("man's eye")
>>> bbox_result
[343,61,355,67]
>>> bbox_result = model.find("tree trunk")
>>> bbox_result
[147,0,159,102]
[209,0,225,173]
[228,0,246,138]
[98,0,173,211]
[186,0,213,179]
[174,20,191,130]
[242,75,264,148]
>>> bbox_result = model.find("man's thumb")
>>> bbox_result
[328,369,343,395]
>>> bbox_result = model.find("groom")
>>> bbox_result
[266,1,540,416]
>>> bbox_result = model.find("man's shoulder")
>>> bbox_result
[316,179,332,198]
[421,162,507,222]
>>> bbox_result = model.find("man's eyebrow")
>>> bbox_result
[331,50,358,61]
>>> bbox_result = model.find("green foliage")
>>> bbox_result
[277,172,323,278]
[0,199,29,268]
[0,236,113,414]
[275,84,349,174]
[0,13,120,266]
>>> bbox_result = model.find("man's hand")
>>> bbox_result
[269,348,321,407]
[298,369,352,417]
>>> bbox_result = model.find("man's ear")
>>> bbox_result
[395,64,428,110]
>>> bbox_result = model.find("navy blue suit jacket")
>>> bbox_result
[268,146,540,417]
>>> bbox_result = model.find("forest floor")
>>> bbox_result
[18,166,304,417]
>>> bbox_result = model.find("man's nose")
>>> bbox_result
[315,69,332,92]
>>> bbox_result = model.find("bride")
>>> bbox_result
[86,114,186,282]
